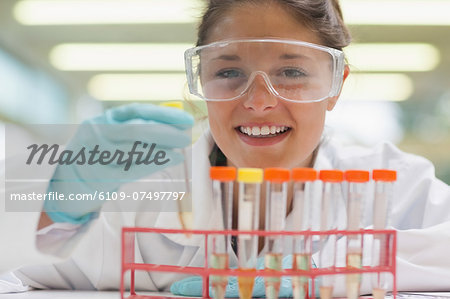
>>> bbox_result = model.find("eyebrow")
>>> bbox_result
[279,53,310,60]
[210,53,310,61]
[212,54,241,61]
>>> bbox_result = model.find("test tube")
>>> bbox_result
[291,168,317,299]
[159,101,193,232]
[264,168,290,299]
[318,170,344,299]
[210,167,237,299]
[237,168,263,299]
[371,169,396,299]
[344,170,370,299]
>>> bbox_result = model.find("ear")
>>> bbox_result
[327,65,350,111]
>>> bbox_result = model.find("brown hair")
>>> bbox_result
[196,0,352,50]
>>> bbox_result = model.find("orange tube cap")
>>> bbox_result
[292,168,318,181]
[210,166,237,181]
[345,170,370,183]
[264,168,290,182]
[372,169,397,182]
[319,170,344,182]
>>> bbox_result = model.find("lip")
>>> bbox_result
[235,125,291,146]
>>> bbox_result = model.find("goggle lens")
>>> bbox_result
[185,40,344,103]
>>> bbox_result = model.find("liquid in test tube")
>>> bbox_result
[264,168,290,299]
[318,170,344,299]
[237,168,263,299]
[209,167,237,299]
[371,169,396,299]
[344,170,370,299]
[291,168,317,299]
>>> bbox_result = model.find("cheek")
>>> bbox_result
[206,102,233,140]
[291,103,328,143]
[206,104,220,136]
[207,101,228,120]
[294,102,327,127]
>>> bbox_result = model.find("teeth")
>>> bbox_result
[270,126,276,134]
[260,126,270,135]
[239,125,289,136]
[251,127,260,135]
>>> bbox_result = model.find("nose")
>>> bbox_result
[242,72,278,112]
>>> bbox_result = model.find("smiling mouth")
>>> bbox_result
[236,125,291,138]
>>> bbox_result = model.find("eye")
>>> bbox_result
[279,68,307,78]
[215,69,245,79]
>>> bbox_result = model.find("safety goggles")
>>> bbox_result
[184,39,346,103]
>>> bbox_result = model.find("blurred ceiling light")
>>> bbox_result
[341,0,450,25]
[88,74,187,101]
[14,0,200,25]
[340,73,413,102]
[345,43,440,72]
[50,44,191,71]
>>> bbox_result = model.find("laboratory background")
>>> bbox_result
[0,0,449,184]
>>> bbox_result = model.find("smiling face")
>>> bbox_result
[204,2,345,168]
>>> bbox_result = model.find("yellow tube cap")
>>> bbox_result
[160,101,184,110]
[237,168,263,183]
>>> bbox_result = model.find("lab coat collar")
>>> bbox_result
[313,134,334,170]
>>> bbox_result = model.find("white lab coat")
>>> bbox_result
[1,129,450,294]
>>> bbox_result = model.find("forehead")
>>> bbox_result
[205,2,322,45]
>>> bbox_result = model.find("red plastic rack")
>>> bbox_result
[121,227,396,299]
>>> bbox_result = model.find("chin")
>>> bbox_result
[232,155,291,169]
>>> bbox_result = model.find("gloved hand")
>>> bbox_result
[44,103,194,224]
[171,255,317,298]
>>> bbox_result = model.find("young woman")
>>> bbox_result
[1,0,449,296]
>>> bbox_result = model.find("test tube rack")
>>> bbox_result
[120,227,396,299]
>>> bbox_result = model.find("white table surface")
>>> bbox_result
[0,291,122,299]
[0,290,177,299]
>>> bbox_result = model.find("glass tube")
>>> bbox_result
[210,167,236,299]
[264,168,289,299]
[318,170,344,299]
[237,168,263,299]
[291,168,317,299]
[159,101,193,232]
[371,169,396,299]
[344,170,370,299]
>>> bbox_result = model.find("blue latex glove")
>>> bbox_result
[44,103,194,224]
[171,255,318,298]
